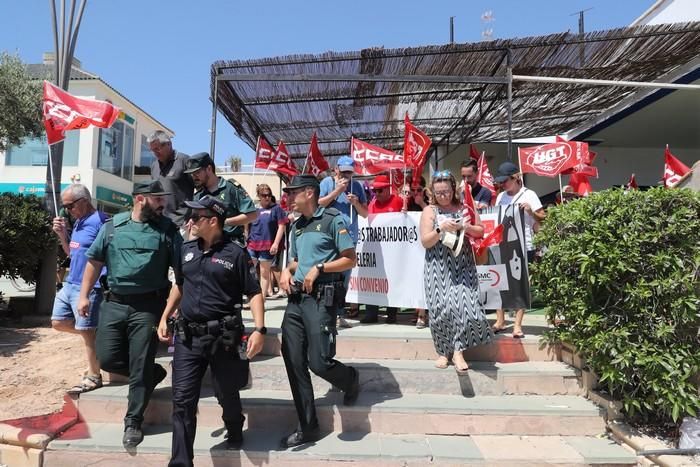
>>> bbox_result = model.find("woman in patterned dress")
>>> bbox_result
[419,171,493,373]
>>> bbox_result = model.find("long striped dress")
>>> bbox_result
[423,206,493,356]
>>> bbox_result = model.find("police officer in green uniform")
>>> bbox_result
[184,152,257,245]
[78,180,183,448]
[278,175,360,448]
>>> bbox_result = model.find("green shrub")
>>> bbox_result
[533,187,700,423]
[0,193,55,283]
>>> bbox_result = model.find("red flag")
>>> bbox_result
[476,151,497,201]
[254,136,273,169]
[569,172,593,196]
[42,80,120,145]
[555,136,598,177]
[269,141,299,177]
[469,144,481,160]
[462,184,477,226]
[403,114,432,187]
[663,145,690,187]
[303,132,330,176]
[518,141,588,177]
[626,173,638,190]
[389,169,405,194]
[350,137,405,175]
[475,223,504,257]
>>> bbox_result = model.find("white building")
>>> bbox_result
[0,54,171,215]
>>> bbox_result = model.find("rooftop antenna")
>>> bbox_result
[481,9,494,41]
[571,8,593,66]
[450,16,455,44]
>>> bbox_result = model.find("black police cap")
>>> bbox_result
[283,174,320,192]
[184,195,226,216]
[132,180,171,196]
[184,152,215,174]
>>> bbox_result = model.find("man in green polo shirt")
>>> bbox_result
[184,152,257,245]
[278,174,360,449]
[78,180,183,448]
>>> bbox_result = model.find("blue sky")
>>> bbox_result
[2,0,652,166]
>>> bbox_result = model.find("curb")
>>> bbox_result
[0,395,79,467]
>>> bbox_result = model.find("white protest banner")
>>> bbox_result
[346,212,426,309]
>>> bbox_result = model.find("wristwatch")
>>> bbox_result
[252,326,267,335]
[315,263,325,273]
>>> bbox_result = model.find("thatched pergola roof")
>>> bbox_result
[211,22,700,161]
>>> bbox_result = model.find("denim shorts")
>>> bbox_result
[248,249,274,262]
[51,282,103,330]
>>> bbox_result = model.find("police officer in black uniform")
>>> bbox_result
[157,195,266,467]
[278,175,360,448]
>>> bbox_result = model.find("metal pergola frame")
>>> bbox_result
[208,23,700,166]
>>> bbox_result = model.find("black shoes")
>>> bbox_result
[343,366,360,406]
[122,425,143,447]
[280,427,321,448]
[225,430,243,450]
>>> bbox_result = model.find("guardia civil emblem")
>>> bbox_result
[184,252,194,262]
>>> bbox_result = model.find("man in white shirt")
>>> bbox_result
[493,162,545,338]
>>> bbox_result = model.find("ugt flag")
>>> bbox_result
[43,81,120,145]
[518,140,588,177]
[663,145,690,187]
[254,136,273,169]
[304,132,330,176]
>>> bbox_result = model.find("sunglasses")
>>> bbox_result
[371,188,387,193]
[432,170,451,179]
[433,190,452,197]
[63,197,84,210]
[189,214,216,223]
[259,193,272,198]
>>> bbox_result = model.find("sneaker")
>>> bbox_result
[337,317,352,329]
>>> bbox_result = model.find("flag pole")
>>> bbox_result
[47,144,59,217]
[558,174,563,201]
[349,175,354,221]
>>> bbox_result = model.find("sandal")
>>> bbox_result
[492,325,507,334]
[416,317,427,329]
[67,374,102,394]
[434,357,449,369]
[454,363,469,375]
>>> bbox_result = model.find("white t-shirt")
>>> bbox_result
[495,186,542,251]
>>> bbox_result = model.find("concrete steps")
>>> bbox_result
[77,385,605,436]
[43,308,635,465]
[45,423,637,466]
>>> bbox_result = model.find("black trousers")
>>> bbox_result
[169,334,248,467]
[281,294,354,432]
[95,296,163,428]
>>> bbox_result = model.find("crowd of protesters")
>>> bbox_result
[50,131,552,460]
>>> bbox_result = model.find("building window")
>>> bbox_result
[97,120,134,181]
[5,132,80,166]
[135,135,155,175]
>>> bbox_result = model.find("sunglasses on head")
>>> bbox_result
[432,170,451,179]
[63,197,84,210]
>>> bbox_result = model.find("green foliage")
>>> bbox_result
[533,187,700,424]
[0,52,44,151]
[0,194,55,283]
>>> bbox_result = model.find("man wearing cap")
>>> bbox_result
[156,195,266,465]
[278,174,360,448]
[148,130,194,227]
[78,180,183,448]
[319,156,368,324]
[493,161,545,338]
[361,174,403,324]
[185,152,257,245]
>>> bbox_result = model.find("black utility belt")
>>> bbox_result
[290,281,345,306]
[106,287,169,304]
[175,314,243,338]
